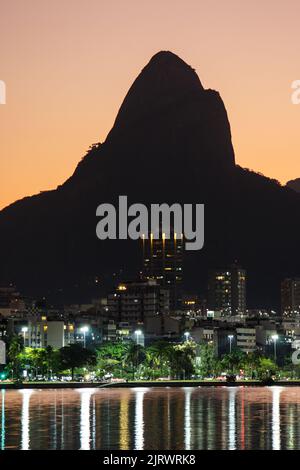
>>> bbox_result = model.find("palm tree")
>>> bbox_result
[122,343,145,380]
[146,341,173,378]
[168,342,196,379]
[7,334,23,380]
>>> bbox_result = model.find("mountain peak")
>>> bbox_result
[145,50,203,87]
[111,50,204,131]
[147,50,196,68]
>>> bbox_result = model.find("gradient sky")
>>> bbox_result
[0,0,299,209]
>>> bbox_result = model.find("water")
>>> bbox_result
[1,386,300,450]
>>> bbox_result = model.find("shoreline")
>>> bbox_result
[1,379,300,389]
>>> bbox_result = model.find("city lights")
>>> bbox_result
[21,326,28,346]
[272,334,279,362]
[80,326,89,348]
[228,335,234,354]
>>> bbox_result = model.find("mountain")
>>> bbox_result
[286,178,300,193]
[1,50,300,309]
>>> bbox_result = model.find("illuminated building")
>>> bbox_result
[208,264,246,316]
[17,319,75,348]
[107,280,170,324]
[101,320,117,342]
[141,231,183,309]
[281,278,300,317]
[181,295,206,317]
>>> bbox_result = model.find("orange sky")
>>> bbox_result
[0,0,299,210]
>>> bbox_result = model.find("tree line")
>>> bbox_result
[1,334,300,382]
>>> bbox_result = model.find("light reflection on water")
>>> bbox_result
[19,390,33,450]
[1,386,300,450]
[272,387,282,450]
[228,388,237,450]
[134,389,146,450]
[78,389,94,450]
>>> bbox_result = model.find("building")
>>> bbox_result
[281,278,300,317]
[0,318,7,341]
[20,318,74,349]
[213,328,236,356]
[100,321,133,343]
[144,315,183,339]
[107,279,170,325]
[117,322,133,341]
[181,295,206,317]
[191,326,215,344]
[282,318,300,348]
[142,231,183,309]
[236,327,256,353]
[101,320,117,342]
[0,285,25,316]
[255,323,277,351]
[208,264,246,316]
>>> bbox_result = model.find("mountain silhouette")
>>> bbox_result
[286,178,300,193]
[1,50,300,309]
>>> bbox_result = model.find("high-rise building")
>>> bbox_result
[281,278,300,317]
[208,264,246,316]
[141,232,183,309]
[107,279,170,325]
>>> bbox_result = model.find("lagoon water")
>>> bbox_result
[1,386,300,450]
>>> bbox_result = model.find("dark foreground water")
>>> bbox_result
[1,386,300,450]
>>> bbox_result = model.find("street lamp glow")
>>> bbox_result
[272,334,279,363]
[228,334,234,353]
[134,329,143,346]
[21,326,28,347]
[80,326,89,348]
[184,332,190,342]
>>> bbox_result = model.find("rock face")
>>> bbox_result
[286,178,300,193]
[0,51,300,308]
[68,51,235,196]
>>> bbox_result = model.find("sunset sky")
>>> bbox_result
[0,0,299,209]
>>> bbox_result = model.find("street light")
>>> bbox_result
[133,330,143,380]
[184,332,190,342]
[134,329,142,345]
[80,326,89,348]
[228,335,234,354]
[272,334,279,363]
[21,326,28,346]
[183,332,190,380]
